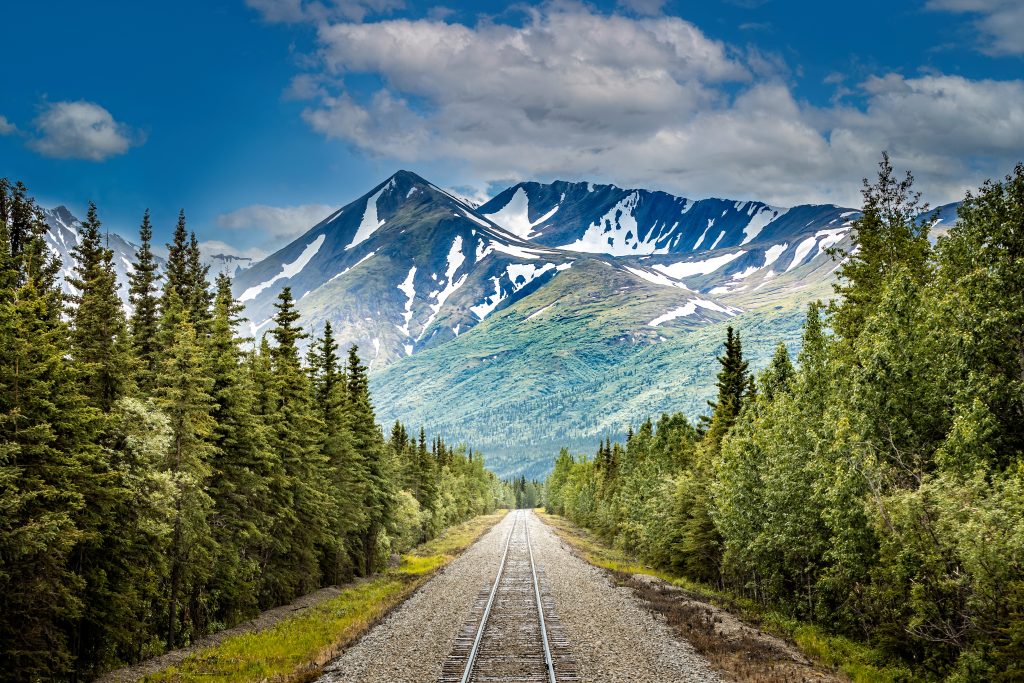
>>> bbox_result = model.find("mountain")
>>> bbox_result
[230,170,742,370]
[42,205,153,308]
[203,252,253,278]
[476,180,856,257]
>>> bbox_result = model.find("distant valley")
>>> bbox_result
[44,173,960,476]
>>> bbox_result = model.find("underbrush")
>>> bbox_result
[538,510,913,683]
[146,510,508,682]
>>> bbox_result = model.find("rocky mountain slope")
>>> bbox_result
[47,172,962,476]
[230,171,741,370]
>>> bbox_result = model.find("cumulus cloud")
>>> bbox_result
[217,203,336,239]
[286,2,1024,206]
[927,0,1024,55]
[28,101,142,161]
[0,116,16,135]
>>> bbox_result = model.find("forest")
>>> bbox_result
[0,179,512,681]
[545,158,1024,681]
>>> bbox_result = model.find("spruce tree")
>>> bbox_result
[154,293,217,648]
[263,287,329,599]
[702,326,751,445]
[161,210,189,311]
[309,320,364,584]
[128,209,161,391]
[185,232,212,328]
[206,274,275,622]
[68,202,133,411]
[0,182,94,678]
[346,344,392,575]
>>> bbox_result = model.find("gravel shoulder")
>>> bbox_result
[525,511,721,683]
[321,510,721,683]
[318,510,519,682]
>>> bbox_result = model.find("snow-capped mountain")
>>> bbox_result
[231,170,741,369]
[477,180,856,257]
[42,206,154,308]
[203,252,253,278]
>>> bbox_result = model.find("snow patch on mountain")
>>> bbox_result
[740,207,788,245]
[561,192,653,255]
[763,243,789,268]
[653,251,746,281]
[240,234,325,302]
[648,298,740,326]
[347,185,387,250]
[396,265,417,346]
[419,236,469,338]
[624,266,689,290]
[485,187,557,239]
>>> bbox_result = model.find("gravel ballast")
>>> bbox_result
[319,510,720,683]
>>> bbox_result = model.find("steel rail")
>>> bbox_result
[525,511,558,683]
[459,510,520,683]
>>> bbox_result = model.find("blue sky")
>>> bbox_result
[1,0,1022,257]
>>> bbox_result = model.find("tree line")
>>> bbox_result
[0,180,512,681]
[545,158,1024,680]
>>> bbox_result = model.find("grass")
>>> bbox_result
[145,510,509,682]
[537,510,913,683]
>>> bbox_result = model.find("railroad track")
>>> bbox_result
[441,510,577,683]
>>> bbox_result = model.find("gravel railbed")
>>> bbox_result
[317,511,516,683]
[526,511,720,683]
[319,510,719,683]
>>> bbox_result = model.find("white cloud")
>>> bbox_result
[199,239,268,261]
[28,101,142,161]
[927,0,1024,55]
[246,0,404,23]
[0,116,16,135]
[288,3,1024,206]
[216,203,336,239]
[617,0,668,15]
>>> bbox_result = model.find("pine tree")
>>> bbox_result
[262,287,329,600]
[185,232,212,328]
[760,342,795,403]
[161,210,189,311]
[206,274,275,622]
[346,344,393,575]
[68,202,133,411]
[702,326,751,445]
[0,181,94,678]
[128,209,161,391]
[154,293,217,648]
[830,153,934,343]
[309,321,364,584]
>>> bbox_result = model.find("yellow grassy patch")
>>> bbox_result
[146,510,508,683]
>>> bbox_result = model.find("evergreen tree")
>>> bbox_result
[161,210,189,311]
[206,274,275,622]
[185,232,212,328]
[68,202,133,411]
[701,326,751,445]
[154,293,217,648]
[262,288,329,600]
[830,153,934,343]
[760,342,795,403]
[346,344,393,575]
[0,181,94,679]
[128,210,161,390]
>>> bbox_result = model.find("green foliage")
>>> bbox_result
[546,159,1024,681]
[0,182,512,681]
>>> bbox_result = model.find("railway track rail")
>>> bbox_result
[441,511,577,683]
